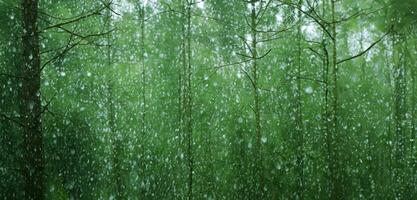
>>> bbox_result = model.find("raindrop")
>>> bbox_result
[261,136,267,143]
[305,86,313,94]
[238,117,243,123]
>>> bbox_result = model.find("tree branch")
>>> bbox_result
[276,0,334,40]
[337,26,392,65]
[308,47,322,57]
[0,113,25,127]
[41,29,114,72]
[42,5,107,31]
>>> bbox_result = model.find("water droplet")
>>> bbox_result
[28,101,34,110]
[305,86,313,94]
[261,136,267,143]
[238,117,243,123]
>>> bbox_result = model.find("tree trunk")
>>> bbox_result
[180,1,193,199]
[106,3,123,199]
[329,0,341,199]
[295,0,305,198]
[140,3,146,136]
[392,33,406,199]
[250,1,264,198]
[108,84,123,200]
[409,43,417,195]
[320,1,332,198]
[21,0,44,199]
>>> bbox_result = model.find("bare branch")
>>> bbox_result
[238,35,254,54]
[303,38,322,45]
[41,29,114,72]
[308,47,322,57]
[240,66,256,89]
[195,59,251,87]
[100,0,120,15]
[42,5,107,31]
[237,52,252,59]
[258,36,284,43]
[297,76,327,84]
[39,92,59,117]
[39,0,116,21]
[213,59,252,70]
[258,49,272,60]
[337,26,392,65]
[276,0,334,40]
[333,4,393,24]
[145,9,174,21]
[256,0,274,25]
[0,113,25,127]
[256,22,298,37]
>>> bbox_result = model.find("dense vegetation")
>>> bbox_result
[1,0,416,199]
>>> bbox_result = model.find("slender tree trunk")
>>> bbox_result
[140,3,146,136]
[137,2,147,198]
[385,40,395,198]
[178,0,186,145]
[250,1,264,197]
[106,4,123,199]
[329,0,341,199]
[410,43,417,195]
[180,1,193,199]
[392,32,406,199]
[186,2,193,199]
[295,0,305,198]
[21,0,44,199]
[320,0,333,198]
[175,1,186,198]
[359,31,375,198]
[108,84,123,200]
[176,0,187,198]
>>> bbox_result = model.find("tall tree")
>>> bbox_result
[139,1,147,136]
[328,1,341,198]
[386,0,417,197]
[249,1,264,197]
[105,2,124,199]
[21,0,43,199]
[185,1,193,199]
[391,29,407,199]
[294,0,305,198]
[177,0,194,199]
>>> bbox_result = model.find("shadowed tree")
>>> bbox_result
[20,1,44,199]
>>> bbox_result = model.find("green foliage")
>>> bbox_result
[388,0,417,32]
[45,112,100,199]
[1,0,416,199]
